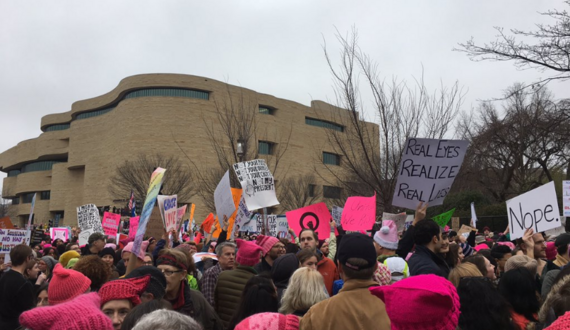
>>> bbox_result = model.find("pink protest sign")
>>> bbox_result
[102,212,121,236]
[128,216,140,240]
[285,202,332,240]
[50,227,70,241]
[341,193,377,231]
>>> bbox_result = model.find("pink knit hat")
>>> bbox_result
[545,310,570,330]
[20,293,113,330]
[235,312,299,330]
[256,235,280,255]
[121,241,150,260]
[546,241,557,261]
[236,239,263,267]
[369,274,460,330]
[474,244,489,252]
[374,220,399,250]
[49,263,92,305]
[99,275,151,307]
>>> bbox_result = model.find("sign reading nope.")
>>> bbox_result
[392,138,469,210]
[507,181,561,240]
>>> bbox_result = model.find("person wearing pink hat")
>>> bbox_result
[122,240,150,275]
[374,220,408,285]
[19,292,114,330]
[99,276,150,330]
[235,312,299,330]
[254,235,286,274]
[48,263,92,305]
[369,274,460,330]
[215,239,263,329]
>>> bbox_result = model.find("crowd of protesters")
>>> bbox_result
[2,202,570,330]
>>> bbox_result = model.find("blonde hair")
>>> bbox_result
[448,263,483,287]
[279,267,329,314]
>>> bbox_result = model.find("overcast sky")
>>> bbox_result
[1,1,568,190]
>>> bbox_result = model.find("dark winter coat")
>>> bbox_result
[214,266,257,328]
[408,245,450,278]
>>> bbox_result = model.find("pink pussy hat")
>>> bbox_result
[256,235,280,256]
[369,274,460,330]
[121,241,149,260]
[236,239,263,267]
[374,220,399,250]
[235,312,299,330]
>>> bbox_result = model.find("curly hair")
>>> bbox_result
[73,255,111,291]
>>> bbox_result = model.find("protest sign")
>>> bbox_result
[457,224,476,238]
[404,215,414,231]
[286,203,331,240]
[145,208,164,240]
[133,167,166,259]
[31,229,44,245]
[227,188,243,240]
[128,216,140,240]
[382,212,408,233]
[276,215,289,238]
[232,159,279,211]
[201,213,215,233]
[214,171,237,227]
[507,181,561,240]
[451,217,460,231]
[233,196,256,233]
[176,205,187,231]
[157,195,178,233]
[563,180,570,217]
[0,217,15,229]
[471,203,478,229]
[392,138,469,210]
[27,193,37,230]
[341,194,376,231]
[332,206,343,227]
[0,229,30,254]
[77,204,104,246]
[50,227,69,241]
[432,208,455,228]
[190,204,196,221]
[102,212,121,236]
[254,214,282,236]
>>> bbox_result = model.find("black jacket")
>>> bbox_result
[408,245,450,278]
[171,280,223,330]
[253,258,272,275]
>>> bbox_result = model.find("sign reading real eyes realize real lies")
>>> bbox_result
[392,138,470,210]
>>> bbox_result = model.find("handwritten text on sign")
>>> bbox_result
[0,229,30,253]
[392,138,469,210]
[77,204,104,246]
[342,194,376,231]
[102,212,121,236]
[233,159,279,211]
[286,203,331,240]
[158,195,178,233]
[506,181,561,240]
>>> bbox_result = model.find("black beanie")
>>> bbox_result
[98,247,118,265]
[124,266,167,300]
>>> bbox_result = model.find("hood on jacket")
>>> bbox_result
[271,253,299,286]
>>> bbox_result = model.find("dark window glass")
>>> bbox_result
[305,117,344,132]
[259,106,275,115]
[259,141,274,155]
[40,191,51,200]
[323,152,340,165]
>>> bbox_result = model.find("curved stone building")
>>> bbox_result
[0,73,378,227]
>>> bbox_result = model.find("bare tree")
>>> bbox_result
[278,174,323,211]
[108,154,196,204]
[456,2,570,92]
[319,29,464,213]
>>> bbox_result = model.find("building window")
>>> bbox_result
[308,184,316,197]
[124,88,209,100]
[305,117,344,132]
[21,193,35,204]
[323,186,342,199]
[259,105,275,115]
[323,152,340,165]
[258,141,275,155]
[11,197,19,205]
[21,161,63,173]
[40,191,51,200]
[44,123,70,132]
[75,106,115,120]
[7,170,20,177]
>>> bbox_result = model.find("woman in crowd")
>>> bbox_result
[491,244,513,277]
[456,276,516,330]
[174,244,201,290]
[35,283,49,307]
[539,272,570,327]
[99,247,120,280]
[39,256,57,282]
[24,258,46,289]
[227,275,279,330]
[296,249,318,270]
[65,242,81,254]
[444,243,463,269]
[463,255,496,281]
[43,246,58,259]
[99,275,151,330]
[73,255,111,291]
[448,263,483,287]
[59,250,81,268]
[131,309,203,330]
[271,253,299,304]
[499,268,541,330]
[279,267,328,317]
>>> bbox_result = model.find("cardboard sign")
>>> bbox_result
[392,138,469,210]
[102,212,121,236]
[341,194,376,231]
[382,212,408,233]
[233,159,279,211]
[50,227,69,241]
[214,171,237,227]
[0,217,15,229]
[563,180,570,217]
[0,229,30,253]
[77,204,104,246]
[145,208,164,240]
[286,202,331,240]
[128,216,140,240]
[507,181,561,240]
[457,224,476,238]
[432,208,455,228]
[471,203,478,229]
[133,167,166,259]
[451,217,460,231]
[157,195,178,233]
[332,206,343,227]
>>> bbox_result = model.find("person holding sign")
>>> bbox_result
[299,229,338,296]
[395,202,428,259]
[408,219,450,277]
[518,228,559,293]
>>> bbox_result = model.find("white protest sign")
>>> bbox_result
[332,206,344,227]
[157,195,178,233]
[471,202,478,229]
[77,204,104,246]
[506,181,561,240]
[382,212,408,233]
[0,229,30,254]
[392,138,469,210]
[214,171,237,227]
[233,196,255,236]
[276,215,289,238]
[563,180,570,217]
[254,214,282,237]
[232,159,279,211]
